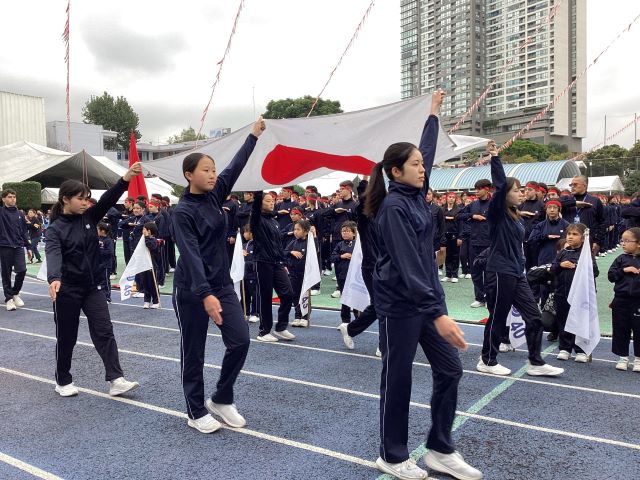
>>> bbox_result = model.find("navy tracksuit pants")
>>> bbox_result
[0,246,26,301]
[554,294,585,355]
[256,262,293,336]
[289,273,309,320]
[482,272,545,366]
[53,284,123,386]
[346,266,377,338]
[379,313,463,463]
[611,297,640,357]
[173,285,250,420]
[469,244,488,302]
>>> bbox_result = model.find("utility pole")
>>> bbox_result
[604,115,607,146]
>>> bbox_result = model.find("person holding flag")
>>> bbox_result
[45,163,143,398]
[171,117,265,434]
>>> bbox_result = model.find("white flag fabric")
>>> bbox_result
[506,306,527,348]
[341,236,371,311]
[143,95,487,190]
[229,231,245,301]
[37,256,48,282]
[565,231,600,355]
[119,237,153,301]
[299,231,322,317]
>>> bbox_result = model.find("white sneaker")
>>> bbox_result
[526,362,564,377]
[338,323,354,350]
[469,301,485,308]
[169,268,175,273]
[424,450,483,480]
[143,302,150,309]
[375,457,428,480]
[441,277,451,282]
[498,343,515,353]
[12,295,24,307]
[132,292,144,298]
[310,289,320,296]
[248,315,259,323]
[557,350,571,361]
[458,274,465,279]
[323,269,332,276]
[331,276,337,281]
[375,347,382,357]
[438,269,444,276]
[299,319,309,328]
[5,299,16,311]
[291,318,302,327]
[109,274,117,280]
[256,333,279,342]
[187,413,221,434]
[55,382,79,397]
[615,357,629,371]
[273,329,295,341]
[476,360,511,376]
[574,353,589,363]
[108,377,140,396]
[633,359,640,372]
[465,273,472,279]
[450,277,459,283]
[331,290,341,298]
[150,303,161,309]
[205,398,246,428]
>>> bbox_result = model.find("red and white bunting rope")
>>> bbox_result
[306,0,376,117]
[570,115,640,162]
[498,13,640,153]
[196,0,245,145]
[448,1,562,134]
[62,0,71,151]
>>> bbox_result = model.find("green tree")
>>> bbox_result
[586,144,628,177]
[623,171,640,196]
[263,95,343,119]
[168,127,208,144]
[501,140,550,162]
[82,92,141,150]
[548,142,569,155]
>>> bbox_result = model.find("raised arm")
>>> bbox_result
[420,90,445,194]
[487,141,506,220]
[250,191,264,234]
[88,162,142,224]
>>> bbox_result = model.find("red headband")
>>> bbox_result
[547,187,560,194]
[149,201,161,207]
[282,187,294,193]
[291,208,302,215]
[446,192,457,197]
[525,182,538,189]
[545,200,561,209]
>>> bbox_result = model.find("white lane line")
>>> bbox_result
[0,366,376,470]
[9,307,631,399]
[3,342,640,454]
[0,452,63,480]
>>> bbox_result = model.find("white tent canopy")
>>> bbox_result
[556,175,625,193]
[0,141,178,204]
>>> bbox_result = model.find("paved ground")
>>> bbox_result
[0,277,638,479]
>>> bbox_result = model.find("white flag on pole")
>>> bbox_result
[119,237,153,301]
[230,231,245,301]
[299,231,321,317]
[506,306,527,348]
[37,256,48,282]
[565,230,600,355]
[341,236,371,311]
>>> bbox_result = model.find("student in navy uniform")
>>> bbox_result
[457,180,492,307]
[331,220,359,322]
[280,207,303,248]
[120,197,135,264]
[251,190,296,342]
[105,206,121,276]
[274,186,299,229]
[457,197,473,278]
[25,208,43,262]
[236,192,254,231]
[223,194,239,264]
[441,192,461,282]
[241,224,259,323]
[119,201,151,296]
[477,141,564,378]
[45,168,142,398]
[559,175,605,253]
[365,91,481,480]
[519,181,545,269]
[323,180,357,256]
[426,188,445,273]
[552,223,599,363]
[141,222,162,309]
[303,193,325,294]
[171,117,265,434]
[608,227,640,372]
[285,219,313,327]
[148,199,167,286]
[0,189,32,311]
[97,222,114,302]
[161,195,177,272]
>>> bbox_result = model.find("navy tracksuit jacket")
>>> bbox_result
[171,133,257,420]
[608,253,640,357]
[373,114,463,464]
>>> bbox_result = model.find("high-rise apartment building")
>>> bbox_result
[400,0,586,151]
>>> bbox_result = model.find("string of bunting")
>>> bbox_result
[448,0,562,134]
[62,0,71,152]
[196,0,245,145]
[569,115,640,162]
[498,12,640,154]
[306,0,376,117]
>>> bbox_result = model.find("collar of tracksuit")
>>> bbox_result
[387,180,422,197]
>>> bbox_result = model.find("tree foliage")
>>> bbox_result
[82,92,141,150]
[262,95,343,119]
[623,172,640,195]
[2,181,42,210]
[168,127,208,144]
[501,140,550,162]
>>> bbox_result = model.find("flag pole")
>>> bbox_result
[150,264,161,305]
[241,279,247,320]
[306,289,312,328]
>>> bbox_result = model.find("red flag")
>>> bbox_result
[128,131,148,201]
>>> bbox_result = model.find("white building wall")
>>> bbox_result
[46,121,104,154]
[0,91,46,146]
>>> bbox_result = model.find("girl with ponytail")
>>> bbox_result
[45,162,143,398]
[371,91,482,480]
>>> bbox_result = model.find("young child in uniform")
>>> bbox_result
[97,222,114,303]
[331,220,359,322]
[141,222,162,309]
[608,227,640,371]
[285,219,312,327]
[552,223,599,363]
[242,224,259,323]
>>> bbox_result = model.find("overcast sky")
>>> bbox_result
[1,0,639,151]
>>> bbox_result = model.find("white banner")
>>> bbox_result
[119,237,153,301]
[229,231,245,301]
[506,306,527,348]
[299,231,321,317]
[37,256,48,282]
[341,236,370,311]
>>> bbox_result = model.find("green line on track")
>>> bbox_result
[375,344,557,479]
